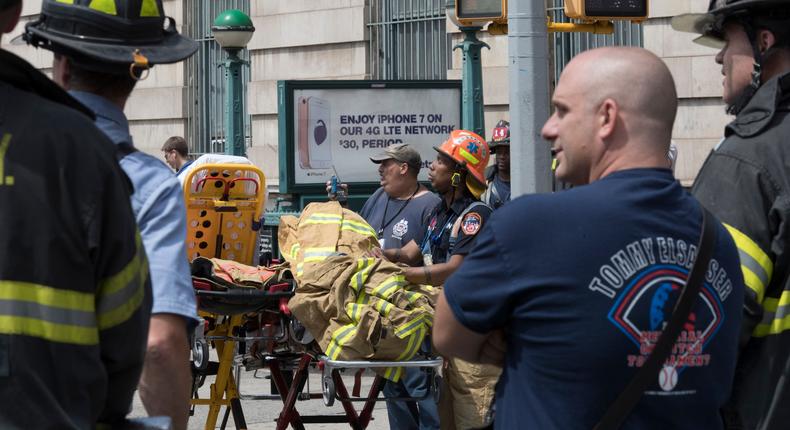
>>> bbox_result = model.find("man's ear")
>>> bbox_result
[597,98,618,140]
[52,54,73,89]
[758,29,777,54]
[0,2,23,34]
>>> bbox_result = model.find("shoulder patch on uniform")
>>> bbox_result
[461,212,482,235]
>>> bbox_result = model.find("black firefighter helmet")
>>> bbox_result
[488,120,510,149]
[23,0,198,75]
[671,0,790,114]
[671,0,789,48]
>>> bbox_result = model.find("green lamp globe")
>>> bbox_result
[212,9,255,49]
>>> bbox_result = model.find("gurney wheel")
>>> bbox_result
[322,375,336,407]
[192,337,209,371]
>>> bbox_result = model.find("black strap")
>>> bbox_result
[595,207,718,430]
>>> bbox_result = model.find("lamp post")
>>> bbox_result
[212,9,255,157]
[446,3,489,138]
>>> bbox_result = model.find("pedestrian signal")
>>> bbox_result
[455,0,507,27]
[564,0,648,21]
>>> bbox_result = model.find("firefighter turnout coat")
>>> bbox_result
[279,202,436,381]
[0,49,152,429]
[692,72,790,430]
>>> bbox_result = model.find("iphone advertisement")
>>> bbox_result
[291,86,461,186]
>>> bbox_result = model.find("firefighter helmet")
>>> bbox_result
[671,0,790,114]
[671,0,789,48]
[434,130,490,198]
[23,0,197,74]
[488,120,510,148]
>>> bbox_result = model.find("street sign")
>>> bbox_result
[455,0,507,26]
[564,0,648,21]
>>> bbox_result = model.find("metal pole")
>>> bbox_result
[455,27,488,137]
[224,48,246,156]
[508,0,551,197]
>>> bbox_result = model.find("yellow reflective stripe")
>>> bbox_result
[404,291,424,304]
[753,290,790,337]
[459,148,480,165]
[303,214,342,225]
[372,275,406,300]
[289,243,301,259]
[99,234,144,297]
[373,298,393,317]
[296,262,304,277]
[341,220,377,238]
[139,0,160,17]
[723,223,772,303]
[89,0,117,15]
[345,303,364,324]
[0,281,94,312]
[395,314,428,338]
[326,324,356,360]
[97,234,147,329]
[303,247,335,263]
[0,281,98,345]
[350,258,374,293]
[55,0,74,3]
[383,366,403,381]
[0,316,98,345]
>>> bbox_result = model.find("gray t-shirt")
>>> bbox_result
[359,186,441,250]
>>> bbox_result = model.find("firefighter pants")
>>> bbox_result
[439,358,501,430]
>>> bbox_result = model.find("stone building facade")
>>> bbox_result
[2,0,728,193]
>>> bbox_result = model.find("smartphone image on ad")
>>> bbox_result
[306,97,331,169]
[297,96,311,169]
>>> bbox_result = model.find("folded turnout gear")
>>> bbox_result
[279,201,437,381]
[190,257,294,314]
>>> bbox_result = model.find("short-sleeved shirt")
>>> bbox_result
[359,186,440,250]
[423,195,492,264]
[444,168,744,429]
[71,91,198,324]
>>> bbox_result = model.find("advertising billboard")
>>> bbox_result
[278,81,462,194]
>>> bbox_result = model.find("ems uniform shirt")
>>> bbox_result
[360,186,440,250]
[444,168,744,430]
[424,195,492,264]
[70,91,198,325]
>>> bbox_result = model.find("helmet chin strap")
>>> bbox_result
[727,18,765,115]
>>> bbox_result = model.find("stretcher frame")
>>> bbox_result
[184,163,443,429]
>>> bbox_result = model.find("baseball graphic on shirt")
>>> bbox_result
[658,365,678,391]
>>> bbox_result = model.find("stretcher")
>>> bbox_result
[183,163,442,430]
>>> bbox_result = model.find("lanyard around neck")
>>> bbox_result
[378,184,420,238]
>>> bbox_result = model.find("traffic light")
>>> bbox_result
[564,0,648,21]
[455,0,507,27]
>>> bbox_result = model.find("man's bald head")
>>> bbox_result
[543,47,679,184]
[562,47,678,151]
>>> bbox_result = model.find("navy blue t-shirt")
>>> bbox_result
[444,168,744,430]
[359,186,440,250]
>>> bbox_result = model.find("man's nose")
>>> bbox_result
[541,115,558,140]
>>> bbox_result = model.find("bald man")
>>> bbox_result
[433,47,745,429]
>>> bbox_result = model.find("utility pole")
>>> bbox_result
[508,0,552,197]
[455,28,489,137]
[212,9,255,157]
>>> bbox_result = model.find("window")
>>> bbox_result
[368,0,451,80]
